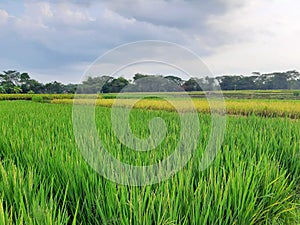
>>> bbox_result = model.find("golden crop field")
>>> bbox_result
[51,98,300,118]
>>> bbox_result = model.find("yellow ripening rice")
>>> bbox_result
[51,98,300,118]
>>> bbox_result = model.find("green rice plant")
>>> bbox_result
[0,101,299,224]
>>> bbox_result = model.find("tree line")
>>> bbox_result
[0,70,77,94]
[76,70,300,93]
[1,70,300,94]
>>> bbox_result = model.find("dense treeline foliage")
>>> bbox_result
[217,70,300,90]
[0,70,76,94]
[1,70,300,94]
[78,70,300,93]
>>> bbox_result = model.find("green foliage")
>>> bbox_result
[32,95,43,102]
[0,94,33,100]
[31,95,51,103]
[79,71,300,94]
[13,86,22,94]
[0,101,299,224]
[0,70,78,94]
[0,87,6,94]
[1,69,300,94]
[77,76,112,94]
[0,94,75,101]
[182,78,202,91]
[143,96,161,99]
[101,94,117,99]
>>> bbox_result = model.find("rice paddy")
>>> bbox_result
[0,98,299,224]
[52,98,300,119]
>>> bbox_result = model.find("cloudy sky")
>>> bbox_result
[0,0,299,83]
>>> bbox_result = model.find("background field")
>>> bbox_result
[0,89,300,101]
[1,90,300,118]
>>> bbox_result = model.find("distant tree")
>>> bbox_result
[109,77,129,93]
[20,79,43,93]
[252,72,261,76]
[216,76,239,90]
[181,78,202,91]
[254,72,290,90]
[44,81,64,94]
[286,70,300,89]
[133,73,149,82]
[0,70,43,93]
[1,69,300,94]
[64,83,78,93]
[271,73,289,89]
[131,75,178,92]
[13,86,22,94]
[78,76,113,93]
[236,76,257,90]
[0,86,6,93]
[200,76,219,91]
[0,71,17,93]
[0,70,20,85]
[165,75,183,86]
[20,73,30,83]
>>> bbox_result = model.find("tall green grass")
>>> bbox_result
[0,101,299,224]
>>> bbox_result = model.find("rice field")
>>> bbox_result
[52,98,300,119]
[0,100,299,224]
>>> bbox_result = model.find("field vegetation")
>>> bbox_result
[0,100,299,224]
[51,98,300,119]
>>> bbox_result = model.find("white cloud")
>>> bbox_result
[0,9,8,23]
[203,0,300,75]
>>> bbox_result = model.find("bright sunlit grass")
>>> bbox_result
[0,101,299,224]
